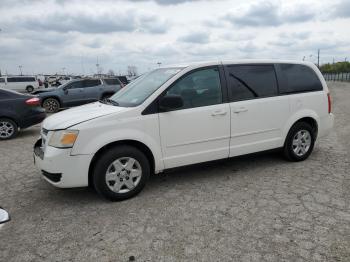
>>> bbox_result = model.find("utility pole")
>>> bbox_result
[96,57,100,76]
[317,49,320,68]
[18,65,23,76]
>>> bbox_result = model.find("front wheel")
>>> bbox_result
[93,146,150,201]
[283,122,315,161]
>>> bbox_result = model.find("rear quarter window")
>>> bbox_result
[103,78,120,85]
[278,64,323,94]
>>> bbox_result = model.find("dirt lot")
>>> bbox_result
[0,82,349,262]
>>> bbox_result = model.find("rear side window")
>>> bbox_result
[7,77,35,82]
[104,78,120,85]
[82,79,101,87]
[278,64,323,94]
[225,65,278,102]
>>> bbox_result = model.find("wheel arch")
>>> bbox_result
[88,139,155,187]
[41,96,62,107]
[283,115,319,146]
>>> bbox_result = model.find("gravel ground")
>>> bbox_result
[0,82,349,262]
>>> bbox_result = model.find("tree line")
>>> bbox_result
[320,61,350,73]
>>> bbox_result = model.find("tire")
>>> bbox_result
[42,98,60,113]
[93,145,150,201]
[283,122,315,161]
[0,118,18,140]
[26,86,34,93]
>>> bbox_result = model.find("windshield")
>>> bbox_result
[109,67,184,107]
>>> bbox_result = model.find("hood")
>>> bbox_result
[43,102,128,130]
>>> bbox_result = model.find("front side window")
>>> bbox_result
[165,67,222,110]
[67,81,82,89]
[110,67,184,107]
[279,64,323,94]
[226,65,278,102]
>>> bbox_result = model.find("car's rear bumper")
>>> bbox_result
[33,139,92,188]
[318,113,334,138]
[21,111,46,129]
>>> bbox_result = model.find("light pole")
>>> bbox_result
[157,62,162,67]
[18,65,23,76]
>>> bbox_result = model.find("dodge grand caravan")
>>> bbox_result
[33,60,334,201]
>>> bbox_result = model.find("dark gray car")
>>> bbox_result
[33,78,123,113]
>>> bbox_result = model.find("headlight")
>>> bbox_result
[49,130,79,148]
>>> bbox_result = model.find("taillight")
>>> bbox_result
[327,93,332,114]
[25,97,40,106]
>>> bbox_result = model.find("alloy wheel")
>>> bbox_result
[105,157,142,194]
[292,129,312,157]
[0,121,15,139]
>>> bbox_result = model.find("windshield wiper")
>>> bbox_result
[99,98,119,106]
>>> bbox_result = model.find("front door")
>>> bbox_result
[159,67,230,169]
[63,81,85,107]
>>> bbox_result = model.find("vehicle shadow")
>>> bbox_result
[38,149,290,205]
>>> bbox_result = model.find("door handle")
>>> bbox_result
[211,110,227,116]
[233,107,248,113]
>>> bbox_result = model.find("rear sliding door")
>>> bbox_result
[224,64,290,157]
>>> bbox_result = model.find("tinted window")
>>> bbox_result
[0,78,5,83]
[104,78,121,85]
[226,65,278,101]
[279,64,323,94]
[7,77,35,82]
[67,81,82,89]
[165,67,222,110]
[82,79,100,87]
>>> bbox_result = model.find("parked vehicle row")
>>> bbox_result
[33,78,124,113]
[0,89,46,139]
[33,60,334,201]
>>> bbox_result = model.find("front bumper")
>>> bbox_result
[33,139,93,188]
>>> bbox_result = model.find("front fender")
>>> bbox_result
[71,116,164,172]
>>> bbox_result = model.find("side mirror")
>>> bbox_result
[159,94,183,111]
[0,208,10,225]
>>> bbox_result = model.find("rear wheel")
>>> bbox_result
[43,98,60,113]
[93,145,150,201]
[26,86,34,93]
[0,118,18,140]
[283,122,315,161]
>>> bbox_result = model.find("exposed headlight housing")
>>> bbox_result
[49,130,79,148]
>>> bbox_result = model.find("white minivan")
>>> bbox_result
[33,60,334,201]
[0,76,39,93]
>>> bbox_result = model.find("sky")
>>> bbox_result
[0,0,349,75]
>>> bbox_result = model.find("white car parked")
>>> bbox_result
[0,76,39,93]
[33,60,334,201]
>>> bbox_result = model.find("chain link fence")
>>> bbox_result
[323,72,350,82]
